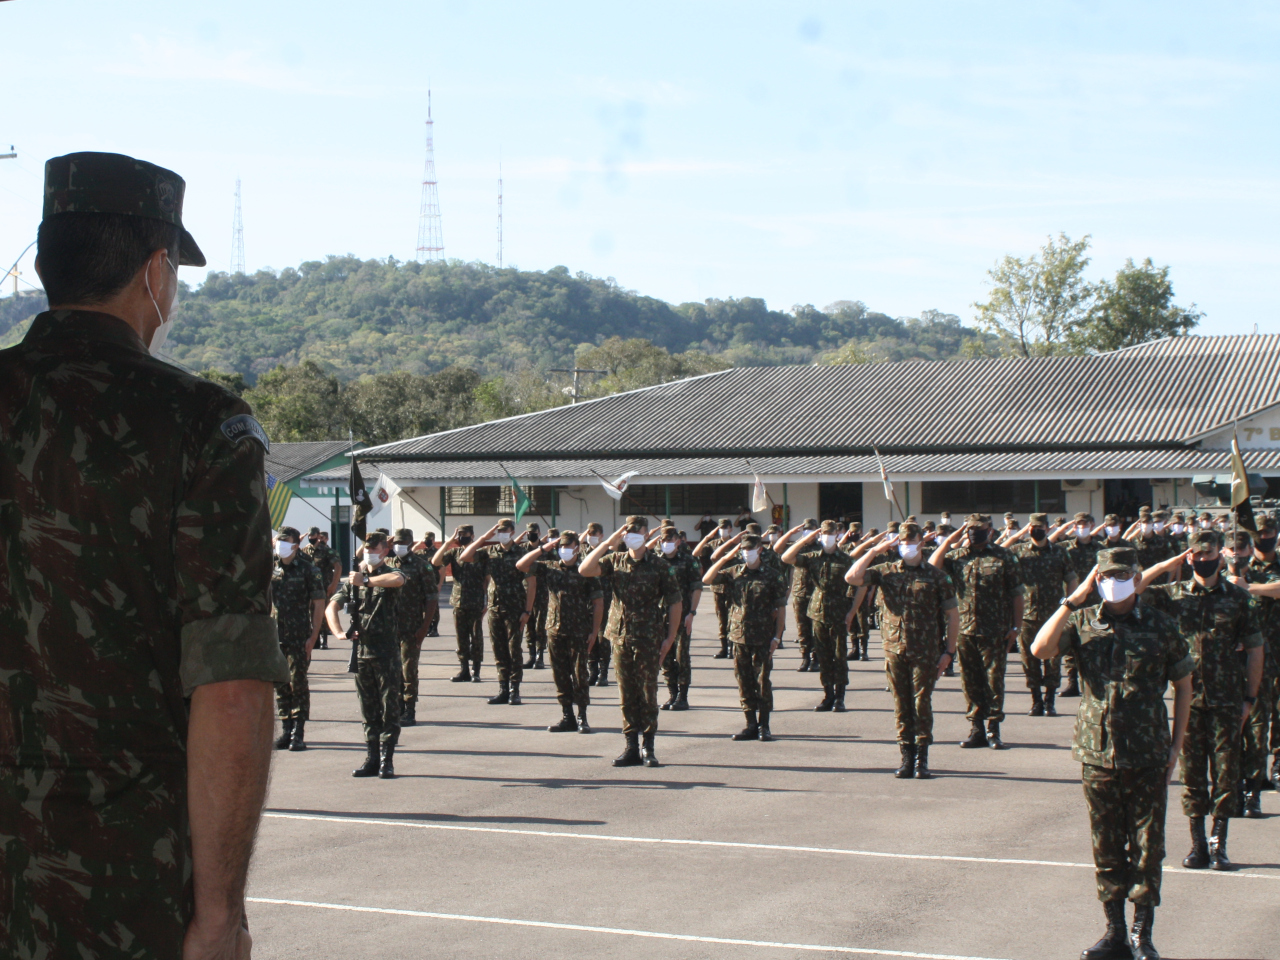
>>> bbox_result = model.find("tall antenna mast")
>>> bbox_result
[415,91,444,262]
[496,159,503,268]
[231,177,245,275]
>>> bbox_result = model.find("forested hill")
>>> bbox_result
[0,256,990,382]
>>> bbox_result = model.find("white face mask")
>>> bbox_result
[586,534,601,546]
[818,534,837,550]
[1199,521,1212,530]
[1098,575,1135,603]
[1153,522,1165,533]
[1170,523,1183,534]
[1076,526,1092,539]
[898,542,920,560]
[558,547,577,562]
[366,552,386,566]
[623,532,646,550]
[275,540,296,559]
[1140,522,1153,535]
[742,548,760,564]
[143,256,179,356]
[1105,525,1120,538]
[661,541,678,555]
[394,544,410,557]
[495,531,511,544]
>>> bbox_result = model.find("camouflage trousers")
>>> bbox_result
[958,633,1007,724]
[714,591,731,642]
[400,632,423,705]
[549,630,592,709]
[850,605,870,658]
[453,606,484,664]
[1180,702,1242,819]
[1018,618,1061,690]
[614,637,662,738]
[1268,674,1280,760]
[792,595,814,657]
[661,623,692,686]
[886,652,939,746]
[1082,763,1167,906]
[274,642,310,722]
[356,655,401,746]
[524,594,548,656]
[489,607,525,684]
[734,642,774,713]
[812,621,850,690]
[1242,685,1271,783]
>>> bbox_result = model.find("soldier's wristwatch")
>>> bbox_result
[1060,597,1082,611]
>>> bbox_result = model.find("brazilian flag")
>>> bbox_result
[504,469,531,523]
[265,473,293,529]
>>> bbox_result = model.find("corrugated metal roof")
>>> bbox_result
[358,334,1280,463]
[264,440,355,483]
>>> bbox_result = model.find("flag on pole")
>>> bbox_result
[1230,427,1257,532]
[503,469,531,522]
[265,473,293,529]
[599,470,639,502]
[751,472,769,513]
[873,447,894,502]
[371,472,402,508]
[349,457,373,540]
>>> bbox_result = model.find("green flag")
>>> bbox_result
[505,469,531,523]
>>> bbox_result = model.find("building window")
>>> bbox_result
[625,484,751,516]
[497,485,555,514]
[921,480,1064,516]
[445,486,501,515]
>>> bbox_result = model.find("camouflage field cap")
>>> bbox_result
[393,528,414,543]
[1188,529,1222,552]
[1097,547,1139,575]
[1029,512,1049,526]
[43,152,206,266]
[966,513,991,525]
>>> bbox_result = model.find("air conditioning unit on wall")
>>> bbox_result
[1062,479,1101,492]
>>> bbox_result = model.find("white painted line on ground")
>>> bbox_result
[246,896,1017,960]
[261,812,1279,881]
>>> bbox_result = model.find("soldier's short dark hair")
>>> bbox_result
[308,526,322,536]
[364,531,389,548]
[900,522,921,539]
[277,526,300,541]
[37,212,181,307]
[547,527,559,539]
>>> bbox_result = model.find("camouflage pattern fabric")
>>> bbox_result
[356,655,401,746]
[332,577,400,659]
[793,550,855,625]
[534,560,603,707]
[437,547,488,612]
[714,591,732,642]
[614,638,662,737]
[1179,705,1243,818]
[711,564,788,648]
[662,622,693,687]
[862,561,957,660]
[703,536,733,594]
[957,634,1009,724]
[489,609,524,684]
[0,309,288,958]
[1126,532,1172,572]
[940,543,1024,639]
[1081,764,1168,906]
[392,552,435,705]
[1059,603,1194,769]
[1012,539,1074,622]
[453,608,484,665]
[272,555,323,722]
[482,544,528,614]
[1063,537,1104,602]
[1019,617,1061,691]
[734,644,774,713]
[276,648,311,723]
[302,540,338,590]
[812,622,849,689]
[790,544,820,655]
[549,632,593,709]
[1242,559,1280,781]
[886,654,939,746]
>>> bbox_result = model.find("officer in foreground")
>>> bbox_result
[1,152,289,959]
[1032,549,1192,960]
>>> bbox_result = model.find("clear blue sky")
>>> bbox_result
[3,2,1278,335]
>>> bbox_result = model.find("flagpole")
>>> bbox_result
[587,468,663,526]
[499,463,553,530]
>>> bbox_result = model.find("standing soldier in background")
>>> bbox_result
[581,516,682,768]
[1057,512,1102,698]
[303,525,340,649]
[272,527,325,752]
[432,524,488,683]
[1012,513,1078,717]
[701,518,736,659]
[1140,529,1264,871]
[931,514,1025,749]
[1031,548,1192,960]
[1,151,290,959]
[327,531,406,779]
[773,518,820,671]
[703,534,788,741]
[583,522,613,686]
[781,520,855,712]
[391,528,435,726]
[522,522,550,670]
[659,526,703,712]
[1127,507,1172,573]
[847,522,957,779]
[415,531,442,637]
[460,519,529,705]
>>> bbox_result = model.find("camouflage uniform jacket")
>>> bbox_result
[711,563,789,648]
[390,550,435,638]
[532,560,603,638]
[666,548,705,610]
[703,536,733,593]
[862,561,957,660]
[598,549,682,645]
[1245,557,1280,675]
[789,544,821,601]
[1059,603,1193,769]
[332,575,400,659]
[437,547,488,612]
[793,549,855,624]
[0,310,289,956]
[1012,540,1075,623]
[302,540,338,589]
[479,544,528,614]
[272,555,325,645]
[941,544,1024,638]
[1142,578,1264,709]
[1126,532,1172,571]
[1063,537,1103,581]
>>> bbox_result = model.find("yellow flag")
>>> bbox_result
[1230,428,1249,509]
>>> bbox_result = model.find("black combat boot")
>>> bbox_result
[714,638,730,659]
[549,706,577,732]
[289,720,307,751]
[523,650,536,669]
[943,659,955,678]
[471,660,482,682]
[797,653,811,672]
[1129,904,1159,960]
[1044,689,1058,717]
[732,710,759,741]
[588,661,600,685]
[661,680,679,711]
[1182,816,1210,869]
[597,660,610,686]
[1208,816,1233,870]
[1061,668,1080,697]
[508,682,522,706]
[860,639,870,662]
[576,707,592,734]
[832,686,847,712]
[959,720,988,748]
[1081,899,1129,960]
[378,741,396,779]
[895,743,917,778]
[535,648,545,669]
[914,744,932,779]
[1243,783,1263,818]
[613,733,642,766]
[451,663,471,682]
[986,720,1005,749]
[487,680,510,705]
[672,684,689,711]
[401,701,416,727]
[641,732,660,767]
[1028,687,1045,717]
[758,710,774,741]
[1272,754,1280,790]
[274,719,294,750]
[814,686,835,712]
[352,737,380,777]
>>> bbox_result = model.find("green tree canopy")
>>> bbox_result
[1081,258,1202,351]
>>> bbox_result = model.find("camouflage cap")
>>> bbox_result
[740,534,762,550]
[43,152,206,266]
[558,531,579,545]
[1003,511,1015,519]
[375,527,390,535]
[819,520,838,534]
[496,518,515,531]
[546,527,559,539]
[1097,547,1139,575]
[802,517,819,530]
[364,531,389,548]
[1073,512,1091,523]
[966,513,991,525]
[1188,529,1222,552]
[1103,514,1121,525]
[745,522,762,534]
[1257,515,1277,534]
[453,523,474,535]
[1173,511,1187,521]
[277,526,300,540]
[1153,509,1170,521]
[308,526,323,536]
[393,528,414,543]
[1231,531,1254,551]
[1029,512,1049,526]
[900,521,921,538]
[1138,505,1152,516]
[627,515,649,528]
[765,524,782,534]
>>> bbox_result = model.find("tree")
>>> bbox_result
[242,361,344,442]
[974,233,1095,357]
[197,369,248,396]
[575,337,728,395]
[1078,258,1201,351]
[345,366,482,446]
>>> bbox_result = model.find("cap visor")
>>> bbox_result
[1097,565,1131,576]
[179,228,206,267]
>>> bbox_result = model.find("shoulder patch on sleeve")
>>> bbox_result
[221,414,270,452]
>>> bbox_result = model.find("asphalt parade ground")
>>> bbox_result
[248,605,1280,960]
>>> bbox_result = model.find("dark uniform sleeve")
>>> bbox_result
[1005,553,1025,596]
[1164,617,1195,683]
[660,562,681,608]
[331,583,351,609]
[586,575,604,604]
[710,569,733,589]
[306,563,325,602]
[936,569,958,610]
[1239,593,1265,651]
[769,570,788,610]
[174,415,288,695]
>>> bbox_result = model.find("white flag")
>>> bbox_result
[372,472,402,507]
[751,474,769,513]
[600,470,639,502]
[873,447,894,502]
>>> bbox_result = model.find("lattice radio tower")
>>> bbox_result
[230,178,245,275]
[415,91,444,261]
[496,161,503,268]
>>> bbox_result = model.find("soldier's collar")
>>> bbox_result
[25,309,148,354]
[1187,576,1225,594]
